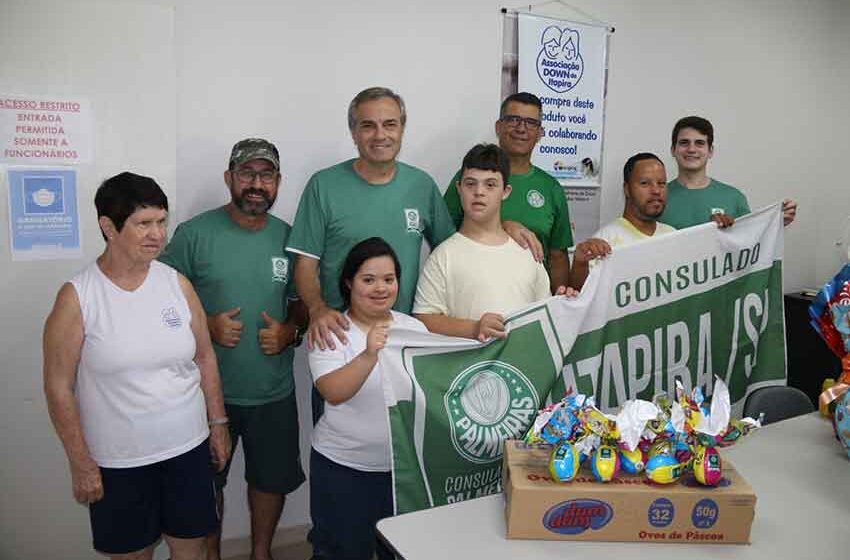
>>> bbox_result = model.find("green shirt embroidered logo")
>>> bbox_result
[527,189,545,208]
[404,208,421,233]
[271,257,288,283]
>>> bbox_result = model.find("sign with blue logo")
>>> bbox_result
[518,14,607,187]
[7,168,81,260]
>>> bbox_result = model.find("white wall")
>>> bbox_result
[1,0,848,558]
[0,1,177,558]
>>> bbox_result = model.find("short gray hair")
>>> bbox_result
[347,87,407,131]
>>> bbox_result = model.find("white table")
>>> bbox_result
[378,413,850,559]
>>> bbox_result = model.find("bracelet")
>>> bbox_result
[208,417,229,426]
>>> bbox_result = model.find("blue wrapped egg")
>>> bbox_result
[619,447,646,475]
[549,441,580,482]
[646,454,682,484]
[591,444,621,482]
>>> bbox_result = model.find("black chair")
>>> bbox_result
[743,385,815,425]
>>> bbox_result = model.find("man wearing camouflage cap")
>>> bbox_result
[160,138,306,560]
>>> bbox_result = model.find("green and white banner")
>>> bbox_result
[382,204,786,514]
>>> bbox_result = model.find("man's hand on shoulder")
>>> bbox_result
[307,304,350,351]
[503,220,544,262]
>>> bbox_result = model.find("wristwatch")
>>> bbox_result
[293,325,306,348]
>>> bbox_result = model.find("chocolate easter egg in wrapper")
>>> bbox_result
[646,454,682,484]
[619,447,646,474]
[693,444,723,485]
[591,444,621,482]
[835,390,850,459]
[549,441,580,482]
[648,439,672,459]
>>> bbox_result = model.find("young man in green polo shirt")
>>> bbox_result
[444,91,574,293]
[662,115,797,229]
[160,138,306,560]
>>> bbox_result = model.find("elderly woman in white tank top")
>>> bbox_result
[43,172,231,560]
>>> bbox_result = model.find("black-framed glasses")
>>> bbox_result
[501,115,542,130]
[234,169,278,184]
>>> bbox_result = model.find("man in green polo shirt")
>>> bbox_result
[662,115,797,229]
[287,86,457,353]
[444,91,574,293]
[159,138,306,560]
[289,87,547,352]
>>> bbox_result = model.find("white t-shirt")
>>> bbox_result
[412,232,551,321]
[593,217,675,248]
[71,261,208,468]
[309,310,427,471]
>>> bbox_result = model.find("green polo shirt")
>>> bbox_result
[159,207,296,405]
[286,159,455,313]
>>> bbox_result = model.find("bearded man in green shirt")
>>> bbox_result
[160,138,306,560]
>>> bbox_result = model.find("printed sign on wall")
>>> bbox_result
[7,168,81,260]
[0,94,93,165]
[518,14,606,187]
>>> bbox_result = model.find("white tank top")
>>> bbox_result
[71,260,208,468]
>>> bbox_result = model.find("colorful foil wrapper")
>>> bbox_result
[810,264,850,416]
[809,263,850,358]
[530,378,760,485]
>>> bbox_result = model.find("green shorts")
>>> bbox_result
[216,392,305,495]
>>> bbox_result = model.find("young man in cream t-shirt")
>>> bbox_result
[414,143,570,342]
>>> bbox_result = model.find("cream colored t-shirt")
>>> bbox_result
[594,217,675,248]
[413,232,551,320]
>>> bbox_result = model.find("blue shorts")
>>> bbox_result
[89,440,218,554]
[309,449,394,560]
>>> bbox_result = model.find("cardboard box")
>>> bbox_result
[502,440,756,544]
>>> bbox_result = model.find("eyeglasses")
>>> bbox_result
[234,169,278,184]
[501,115,542,130]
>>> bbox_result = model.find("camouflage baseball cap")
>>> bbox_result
[229,138,280,170]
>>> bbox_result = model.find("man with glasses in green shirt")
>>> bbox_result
[160,138,306,560]
[444,92,574,293]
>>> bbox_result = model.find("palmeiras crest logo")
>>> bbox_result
[536,25,584,93]
[271,257,288,283]
[526,190,545,208]
[445,360,539,464]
